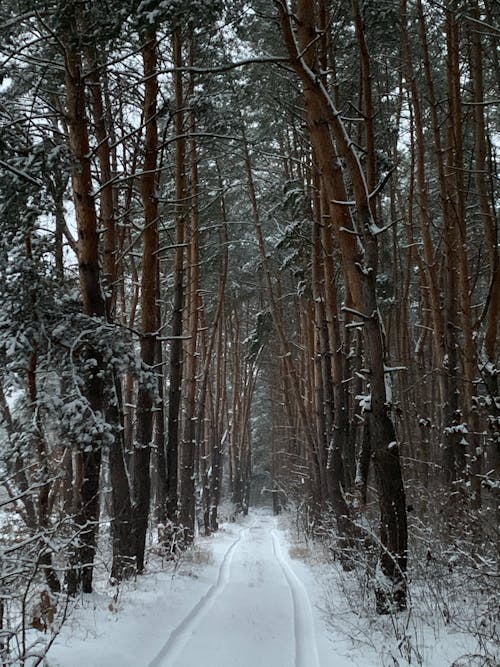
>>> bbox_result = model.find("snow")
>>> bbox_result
[44,510,496,667]
[356,393,371,412]
[46,511,358,667]
[384,371,392,405]
[5,386,23,410]
[444,423,469,435]
[0,77,13,93]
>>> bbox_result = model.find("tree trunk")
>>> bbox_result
[178,69,200,542]
[197,192,228,533]
[133,30,159,573]
[446,8,481,507]
[166,27,187,525]
[277,0,408,611]
[155,312,168,525]
[64,43,106,594]
[84,44,135,582]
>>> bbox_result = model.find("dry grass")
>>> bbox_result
[288,544,313,560]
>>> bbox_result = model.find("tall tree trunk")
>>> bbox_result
[178,68,200,542]
[277,0,408,612]
[197,188,228,534]
[64,42,106,594]
[166,27,187,525]
[446,8,482,507]
[352,0,407,611]
[319,181,355,543]
[84,45,135,582]
[133,30,159,572]
[155,306,168,524]
[209,309,228,532]
[311,203,330,504]
[468,1,499,366]
[468,0,500,504]
[415,0,463,486]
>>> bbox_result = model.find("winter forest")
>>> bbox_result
[0,0,498,665]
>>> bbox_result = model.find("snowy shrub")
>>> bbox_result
[318,498,499,667]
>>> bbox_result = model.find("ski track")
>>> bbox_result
[146,525,248,667]
[271,527,321,667]
[148,514,321,667]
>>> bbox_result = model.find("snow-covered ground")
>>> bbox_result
[45,509,497,667]
[46,510,355,667]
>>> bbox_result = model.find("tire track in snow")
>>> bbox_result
[147,526,247,667]
[271,528,320,667]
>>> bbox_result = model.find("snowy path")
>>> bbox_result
[147,514,319,667]
[48,510,351,667]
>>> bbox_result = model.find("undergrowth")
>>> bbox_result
[288,490,499,667]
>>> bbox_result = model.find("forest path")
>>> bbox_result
[147,511,320,667]
[48,510,353,667]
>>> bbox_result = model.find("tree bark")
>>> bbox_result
[64,42,106,594]
[277,0,408,611]
[166,27,186,525]
[197,178,228,534]
[178,65,200,542]
[133,30,159,572]
[84,45,135,582]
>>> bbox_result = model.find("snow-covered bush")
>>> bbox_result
[319,496,499,667]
